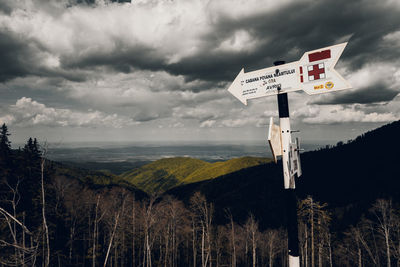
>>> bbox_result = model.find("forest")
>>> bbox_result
[1,122,400,267]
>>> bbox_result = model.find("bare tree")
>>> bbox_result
[214,225,227,267]
[160,195,189,267]
[0,206,39,266]
[40,143,50,267]
[370,199,395,267]
[262,228,283,267]
[3,177,22,265]
[226,211,237,267]
[244,214,259,267]
[392,207,400,266]
[298,196,330,267]
[103,190,126,267]
[335,229,361,267]
[190,211,198,267]
[92,194,106,267]
[326,231,333,267]
[62,180,85,265]
[131,194,137,267]
[352,220,380,266]
[299,220,308,267]
[190,192,214,267]
[140,195,159,267]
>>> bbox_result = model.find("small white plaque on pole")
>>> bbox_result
[295,138,302,177]
[268,117,282,163]
[289,139,302,178]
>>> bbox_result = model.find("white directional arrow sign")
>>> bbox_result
[228,42,351,105]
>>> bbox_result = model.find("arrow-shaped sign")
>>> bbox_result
[228,42,351,105]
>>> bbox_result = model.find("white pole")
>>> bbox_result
[289,255,300,267]
[275,61,300,267]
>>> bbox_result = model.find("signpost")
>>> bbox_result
[227,43,351,267]
[228,42,351,105]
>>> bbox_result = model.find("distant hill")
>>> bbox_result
[165,120,400,231]
[51,161,148,199]
[166,163,284,230]
[60,160,151,175]
[119,156,271,193]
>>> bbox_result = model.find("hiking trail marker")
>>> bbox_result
[228,42,351,105]
[227,42,351,189]
[227,42,352,267]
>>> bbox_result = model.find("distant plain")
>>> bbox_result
[41,141,330,174]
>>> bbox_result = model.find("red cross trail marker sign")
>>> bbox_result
[228,43,353,267]
[227,43,351,105]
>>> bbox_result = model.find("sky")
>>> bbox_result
[0,0,400,145]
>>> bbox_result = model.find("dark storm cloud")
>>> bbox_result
[51,0,400,88]
[0,76,85,110]
[311,83,399,105]
[0,31,37,82]
[166,0,400,82]
[0,1,13,14]
[60,42,167,74]
[0,30,87,83]
[1,0,399,101]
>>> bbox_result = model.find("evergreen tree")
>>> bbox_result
[0,123,13,199]
[0,123,11,163]
[33,138,40,156]
[19,137,42,228]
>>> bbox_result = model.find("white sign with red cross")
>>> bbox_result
[297,43,351,95]
[227,43,351,105]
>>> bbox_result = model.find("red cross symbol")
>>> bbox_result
[308,63,325,81]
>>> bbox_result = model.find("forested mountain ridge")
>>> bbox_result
[166,120,400,230]
[119,156,271,193]
[298,119,400,205]
[52,161,148,198]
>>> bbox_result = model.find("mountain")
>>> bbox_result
[51,161,148,199]
[119,156,271,193]
[297,120,400,205]
[59,160,151,175]
[165,120,400,231]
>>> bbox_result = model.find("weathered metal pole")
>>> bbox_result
[274,60,300,267]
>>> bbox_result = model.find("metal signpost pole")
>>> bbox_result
[227,42,351,267]
[274,60,300,267]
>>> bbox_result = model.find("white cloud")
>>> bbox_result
[200,120,216,128]
[347,63,400,91]
[382,30,400,47]
[299,104,398,124]
[307,62,400,105]
[220,117,266,128]
[207,0,299,20]
[216,30,259,52]
[173,106,218,121]
[170,122,184,128]
[3,97,136,128]
[0,114,15,125]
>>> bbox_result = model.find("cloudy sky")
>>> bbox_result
[0,0,399,145]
